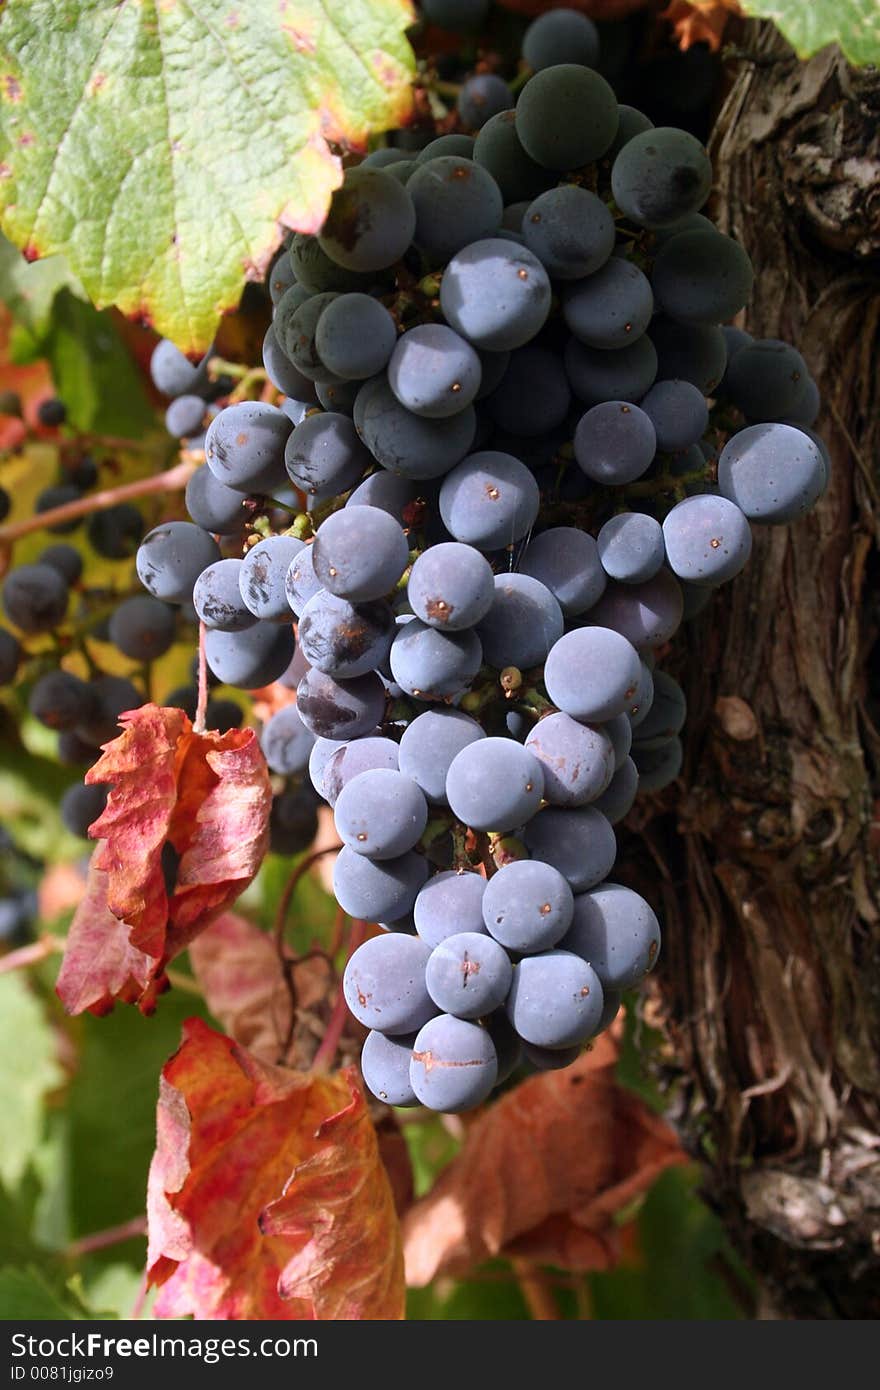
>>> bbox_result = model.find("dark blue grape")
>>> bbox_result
[87,503,144,560]
[650,316,726,395]
[314,293,398,381]
[260,704,315,776]
[136,522,221,605]
[298,590,394,679]
[522,10,599,70]
[458,74,514,131]
[651,229,753,325]
[484,345,571,437]
[717,423,825,524]
[399,709,485,806]
[446,737,544,833]
[440,239,552,351]
[0,628,21,684]
[60,781,108,839]
[524,712,615,807]
[343,933,434,1033]
[361,1030,418,1107]
[562,882,661,990]
[631,670,686,751]
[388,325,481,419]
[2,563,69,633]
[334,846,429,923]
[335,768,428,858]
[523,805,617,891]
[476,573,564,671]
[261,323,318,401]
[611,127,712,228]
[285,544,322,616]
[414,870,488,948]
[407,543,494,630]
[472,111,555,204]
[632,736,683,791]
[319,167,416,273]
[597,512,666,584]
[515,64,619,170]
[407,157,503,264]
[415,134,476,163]
[574,401,656,485]
[662,495,752,585]
[359,378,477,480]
[204,623,295,689]
[565,334,658,407]
[108,596,176,660]
[295,667,386,739]
[204,402,292,494]
[522,185,614,280]
[320,735,400,806]
[185,467,246,535]
[439,451,540,550]
[390,618,482,700]
[544,627,641,721]
[563,258,654,351]
[518,527,606,617]
[346,471,416,521]
[506,951,604,1048]
[482,859,574,953]
[639,379,708,452]
[425,932,513,1019]
[313,506,409,601]
[192,559,256,632]
[239,536,306,623]
[585,571,684,651]
[592,756,638,823]
[410,1014,497,1112]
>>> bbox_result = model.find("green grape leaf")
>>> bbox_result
[0,974,63,1192]
[740,0,880,65]
[0,233,84,340]
[0,0,415,353]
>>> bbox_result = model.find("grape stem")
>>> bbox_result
[510,1258,561,1320]
[0,457,198,546]
[0,934,64,976]
[64,1217,147,1260]
[312,918,367,1073]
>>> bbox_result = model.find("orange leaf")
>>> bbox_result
[660,0,740,51]
[55,861,159,1016]
[147,1019,404,1321]
[188,912,333,1067]
[402,1026,686,1283]
[56,704,271,1015]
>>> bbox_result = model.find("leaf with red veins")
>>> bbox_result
[147,1019,404,1321]
[56,704,272,1015]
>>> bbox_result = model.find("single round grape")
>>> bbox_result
[592,756,639,824]
[185,467,246,536]
[165,684,199,720]
[563,258,654,350]
[312,506,409,602]
[717,423,825,524]
[320,735,400,806]
[522,185,614,281]
[606,104,654,160]
[288,233,381,294]
[476,573,564,671]
[440,239,552,352]
[564,335,658,407]
[574,402,656,485]
[314,293,398,380]
[38,544,83,586]
[446,737,544,833]
[597,513,666,584]
[410,1014,498,1112]
[269,788,319,856]
[562,882,661,991]
[522,1040,583,1071]
[343,933,435,1034]
[662,495,753,586]
[506,951,604,1048]
[87,503,144,560]
[483,345,571,437]
[60,782,108,839]
[407,543,494,630]
[268,249,296,304]
[586,571,685,651]
[722,339,809,421]
[205,624,295,690]
[261,322,318,401]
[283,292,348,385]
[633,736,683,791]
[388,325,482,419]
[285,545,322,616]
[399,709,485,806]
[150,339,205,398]
[522,9,599,71]
[2,564,69,633]
[611,127,712,228]
[314,378,359,415]
[57,729,101,766]
[414,870,488,948]
[295,667,386,740]
[319,166,416,272]
[407,157,503,264]
[109,596,176,660]
[524,712,615,807]
[335,768,428,859]
[136,522,221,605]
[544,627,641,722]
[650,317,726,395]
[425,932,513,1020]
[298,590,394,679]
[515,64,619,171]
[439,451,540,550]
[239,536,306,623]
[361,1030,418,1107]
[458,73,514,131]
[260,704,315,776]
[76,674,142,745]
[518,527,606,617]
[346,471,416,522]
[28,671,96,731]
[651,229,754,326]
[472,111,555,204]
[523,806,617,892]
[604,712,633,770]
[483,860,574,954]
[192,559,255,632]
[205,698,243,734]
[204,401,292,494]
[639,379,709,453]
[333,845,429,923]
[389,618,482,700]
[358,378,477,480]
[164,393,205,440]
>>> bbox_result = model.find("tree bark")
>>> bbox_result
[634,21,880,1319]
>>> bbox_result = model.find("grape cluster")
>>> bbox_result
[117,19,830,1111]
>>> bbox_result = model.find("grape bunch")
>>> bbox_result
[119,23,829,1112]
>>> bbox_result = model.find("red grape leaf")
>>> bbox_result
[55,861,159,1017]
[660,0,740,50]
[56,704,271,1016]
[188,912,333,1067]
[147,1018,404,1321]
[402,1025,687,1283]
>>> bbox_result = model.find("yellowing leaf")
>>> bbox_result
[147,1019,405,1320]
[0,0,416,352]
